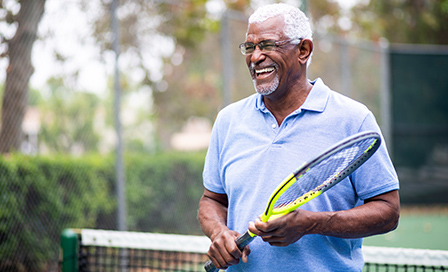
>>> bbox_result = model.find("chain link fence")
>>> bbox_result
[1,3,447,272]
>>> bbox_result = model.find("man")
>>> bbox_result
[198,3,400,271]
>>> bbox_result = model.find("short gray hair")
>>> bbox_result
[248,3,312,43]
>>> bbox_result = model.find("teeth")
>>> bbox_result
[256,67,275,74]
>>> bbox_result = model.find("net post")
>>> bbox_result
[61,228,78,272]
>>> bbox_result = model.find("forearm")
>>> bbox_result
[199,189,250,268]
[198,191,230,240]
[308,190,400,238]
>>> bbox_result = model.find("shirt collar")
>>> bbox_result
[300,78,329,113]
[255,93,267,112]
[254,78,329,113]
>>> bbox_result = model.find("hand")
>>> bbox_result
[248,209,317,247]
[208,229,251,269]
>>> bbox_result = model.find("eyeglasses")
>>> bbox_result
[238,38,302,55]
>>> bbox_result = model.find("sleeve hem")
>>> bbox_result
[359,182,399,200]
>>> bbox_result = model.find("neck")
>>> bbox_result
[263,79,312,125]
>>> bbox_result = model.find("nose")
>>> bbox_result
[249,45,266,64]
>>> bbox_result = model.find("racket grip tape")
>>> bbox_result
[204,260,219,272]
[235,230,256,249]
[204,230,256,272]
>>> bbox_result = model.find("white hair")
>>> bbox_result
[248,3,313,43]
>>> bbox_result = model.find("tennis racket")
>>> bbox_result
[204,131,382,272]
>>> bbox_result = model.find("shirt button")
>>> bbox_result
[272,124,277,129]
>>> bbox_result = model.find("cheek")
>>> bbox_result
[278,56,299,75]
[245,56,250,67]
[246,57,255,76]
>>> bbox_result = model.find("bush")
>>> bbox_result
[0,151,206,271]
[125,152,206,234]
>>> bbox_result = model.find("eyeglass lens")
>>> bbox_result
[242,41,276,54]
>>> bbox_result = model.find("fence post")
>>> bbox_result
[60,229,78,272]
[111,0,127,231]
[379,39,392,153]
[220,10,233,106]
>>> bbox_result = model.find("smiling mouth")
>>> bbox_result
[255,67,275,78]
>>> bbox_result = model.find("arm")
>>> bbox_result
[248,190,400,247]
[198,189,250,269]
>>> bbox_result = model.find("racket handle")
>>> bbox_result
[235,230,256,250]
[204,230,256,272]
[204,260,219,272]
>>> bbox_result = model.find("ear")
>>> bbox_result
[298,39,313,65]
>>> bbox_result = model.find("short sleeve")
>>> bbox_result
[351,112,399,200]
[202,113,226,194]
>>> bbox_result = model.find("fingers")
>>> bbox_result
[248,219,283,246]
[241,245,251,263]
[208,230,249,269]
[248,212,306,247]
[248,218,280,236]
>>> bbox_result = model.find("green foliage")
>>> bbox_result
[29,87,44,106]
[0,154,112,271]
[124,152,206,234]
[0,151,206,270]
[38,77,100,153]
[159,0,210,48]
[153,34,223,148]
[351,0,448,44]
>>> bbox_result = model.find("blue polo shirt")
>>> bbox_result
[203,78,399,272]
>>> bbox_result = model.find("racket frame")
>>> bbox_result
[261,131,381,222]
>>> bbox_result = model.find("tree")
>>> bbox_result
[0,0,371,154]
[152,36,223,148]
[350,0,448,44]
[89,0,211,84]
[88,0,218,149]
[38,77,100,154]
[0,0,46,153]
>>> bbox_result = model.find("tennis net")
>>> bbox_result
[61,229,448,272]
[363,246,448,272]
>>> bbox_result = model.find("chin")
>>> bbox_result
[256,87,276,96]
[253,77,279,96]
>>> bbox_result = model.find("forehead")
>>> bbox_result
[246,16,286,41]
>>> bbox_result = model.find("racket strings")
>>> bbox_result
[273,138,376,211]
[274,156,349,209]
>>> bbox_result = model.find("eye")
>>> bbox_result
[244,43,256,53]
[245,43,255,50]
[260,41,276,51]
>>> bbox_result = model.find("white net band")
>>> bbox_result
[81,229,210,253]
[363,246,448,267]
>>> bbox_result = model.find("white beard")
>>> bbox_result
[253,74,279,96]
